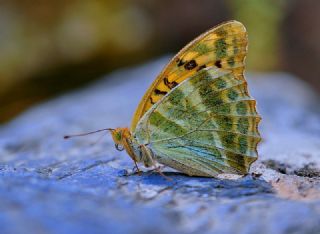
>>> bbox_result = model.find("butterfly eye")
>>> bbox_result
[115,144,124,151]
[114,131,122,141]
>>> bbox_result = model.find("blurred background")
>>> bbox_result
[0,0,319,123]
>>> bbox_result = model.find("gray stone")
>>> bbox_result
[0,57,319,234]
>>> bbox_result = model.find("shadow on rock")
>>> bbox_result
[121,170,274,199]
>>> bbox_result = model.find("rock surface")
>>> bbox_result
[0,57,320,234]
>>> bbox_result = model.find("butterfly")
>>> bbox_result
[65,20,261,177]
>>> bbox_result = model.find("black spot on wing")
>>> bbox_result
[184,60,198,70]
[215,60,222,68]
[176,58,185,67]
[197,65,206,71]
[164,77,178,89]
[154,89,168,95]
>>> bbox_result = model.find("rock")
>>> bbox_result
[0,57,320,234]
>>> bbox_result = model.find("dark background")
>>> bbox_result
[1,0,319,123]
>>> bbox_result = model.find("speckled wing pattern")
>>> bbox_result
[134,67,261,177]
[131,20,248,131]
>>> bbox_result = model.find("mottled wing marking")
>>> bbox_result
[134,67,261,177]
[131,20,248,131]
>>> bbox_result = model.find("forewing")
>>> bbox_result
[131,20,248,131]
[134,67,261,177]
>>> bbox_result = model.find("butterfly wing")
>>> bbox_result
[131,20,248,131]
[134,67,261,177]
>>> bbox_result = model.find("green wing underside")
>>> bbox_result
[134,67,261,177]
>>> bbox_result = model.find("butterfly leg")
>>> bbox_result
[133,161,142,175]
[119,160,141,177]
[153,166,172,181]
[145,165,164,175]
[140,144,172,181]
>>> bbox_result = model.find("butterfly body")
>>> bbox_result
[110,128,157,169]
[72,20,261,178]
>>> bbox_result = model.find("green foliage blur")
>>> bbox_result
[0,0,318,122]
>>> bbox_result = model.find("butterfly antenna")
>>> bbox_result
[64,128,114,139]
[89,130,110,146]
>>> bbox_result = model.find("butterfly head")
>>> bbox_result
[110,127,143,165]
[110,127,131,151]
